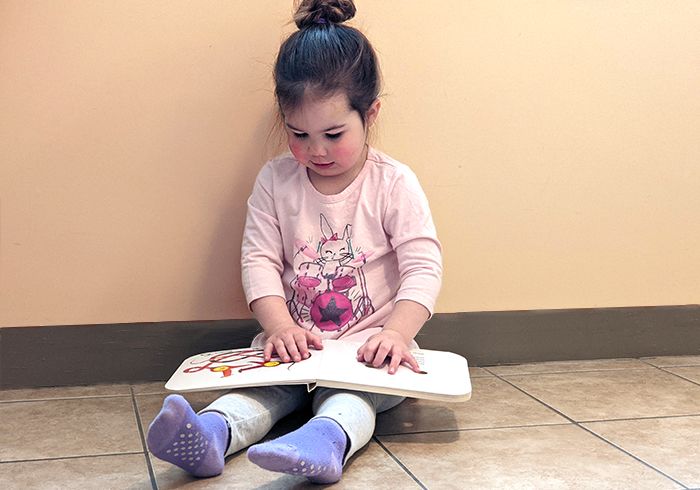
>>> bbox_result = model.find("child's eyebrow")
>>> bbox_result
[286,123,346,132]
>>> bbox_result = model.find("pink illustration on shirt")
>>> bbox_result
[288,214,374,333]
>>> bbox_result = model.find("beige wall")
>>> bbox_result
[2,1,699,328]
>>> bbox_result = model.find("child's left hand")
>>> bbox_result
[356,329,420,375]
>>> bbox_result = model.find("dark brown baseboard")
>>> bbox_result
[1,305,699,389]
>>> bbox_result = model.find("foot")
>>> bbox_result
[146,394,228,477]
[247,417,347,484]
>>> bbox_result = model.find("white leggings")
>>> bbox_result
[201,386,404,462]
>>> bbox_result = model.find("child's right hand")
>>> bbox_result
[263,325,323,363]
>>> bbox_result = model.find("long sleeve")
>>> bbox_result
[383,168,443,315]
[240,164,286,308]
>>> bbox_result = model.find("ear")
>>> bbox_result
[364,98,381,128]
[320,214,333,239]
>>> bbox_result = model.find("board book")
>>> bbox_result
[165,339,472,402]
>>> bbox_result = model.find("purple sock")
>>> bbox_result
[247,417,347,484]
[146,394,229,478]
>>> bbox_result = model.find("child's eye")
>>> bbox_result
[292,132,308,139]
[325,132,343,140]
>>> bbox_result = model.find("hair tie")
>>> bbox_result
[315,17,327,24]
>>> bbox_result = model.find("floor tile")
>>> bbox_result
[487,358,647,376]
[376,376,567,435]
[0,454,152,490]
[131,381,170,395]
[469,366,492,378]
[379,425,682,489]
[641,355,700,367]
[0,397,143,462]
[135,391,235,429]
[664,366,700,385]
[504,368,700,422]
[583,415,700,488]
[0,384,131,402]
[149,440,418,489]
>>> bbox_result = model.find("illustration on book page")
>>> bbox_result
[182,348,302,379]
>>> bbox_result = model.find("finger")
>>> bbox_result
[362,342,378,363]
[356,342,368,361]
[285,336,302,362]
[263,341,274,362]
[388,349,403,375]
[357,339,374,360]
[273,338,290,362]
[402,351,421,373]
[373,342,392,368]
[295,334,310,359]
[307,332,324,350]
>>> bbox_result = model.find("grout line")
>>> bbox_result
[372,436,427,490]
[0,451,144,464]
[489,367,654,377]
[644,364,700,389]
[489,372,690,489]
[130,387,158,490]
[643,364,700,368]
[0,394,133,404]
[376,422,573,437]
[579,413,700,424]
[577,429,690,490]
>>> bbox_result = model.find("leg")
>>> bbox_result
[147,385,307,477]
[204,385,309,456]
[247,388,404,483]
[311,388,405,461]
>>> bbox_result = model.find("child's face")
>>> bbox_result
[283,92,379,192]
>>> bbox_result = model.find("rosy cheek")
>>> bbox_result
[332,143,357,161]
[288,140,305,162]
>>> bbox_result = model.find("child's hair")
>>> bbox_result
[274,0,381,125]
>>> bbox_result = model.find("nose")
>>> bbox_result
[308,139,326,157]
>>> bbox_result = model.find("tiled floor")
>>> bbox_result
[2,355,700,489]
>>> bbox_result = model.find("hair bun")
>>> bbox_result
[294,0,356,29]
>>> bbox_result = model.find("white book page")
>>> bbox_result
[316,340,472,401]
[165,346,323,392]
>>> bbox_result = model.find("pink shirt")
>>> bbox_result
[242,147,442,344]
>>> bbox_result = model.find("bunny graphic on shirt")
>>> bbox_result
[288,214,375,333]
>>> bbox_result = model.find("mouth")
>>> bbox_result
[311,161,334,168]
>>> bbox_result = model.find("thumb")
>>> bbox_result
[306,331,324,350]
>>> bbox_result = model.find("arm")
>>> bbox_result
[356,168,442,374]
[242,164,322,363]
[251,295,322,363]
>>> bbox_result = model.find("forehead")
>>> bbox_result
[283,92,357,130]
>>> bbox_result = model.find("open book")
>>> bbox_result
[166,339,471,402]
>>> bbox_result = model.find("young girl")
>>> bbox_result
[147,0,442,483]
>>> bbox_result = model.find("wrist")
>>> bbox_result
[382,326,412,343]
[263,322,298,337]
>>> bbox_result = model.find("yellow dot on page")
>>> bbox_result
[263,361,280,367]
